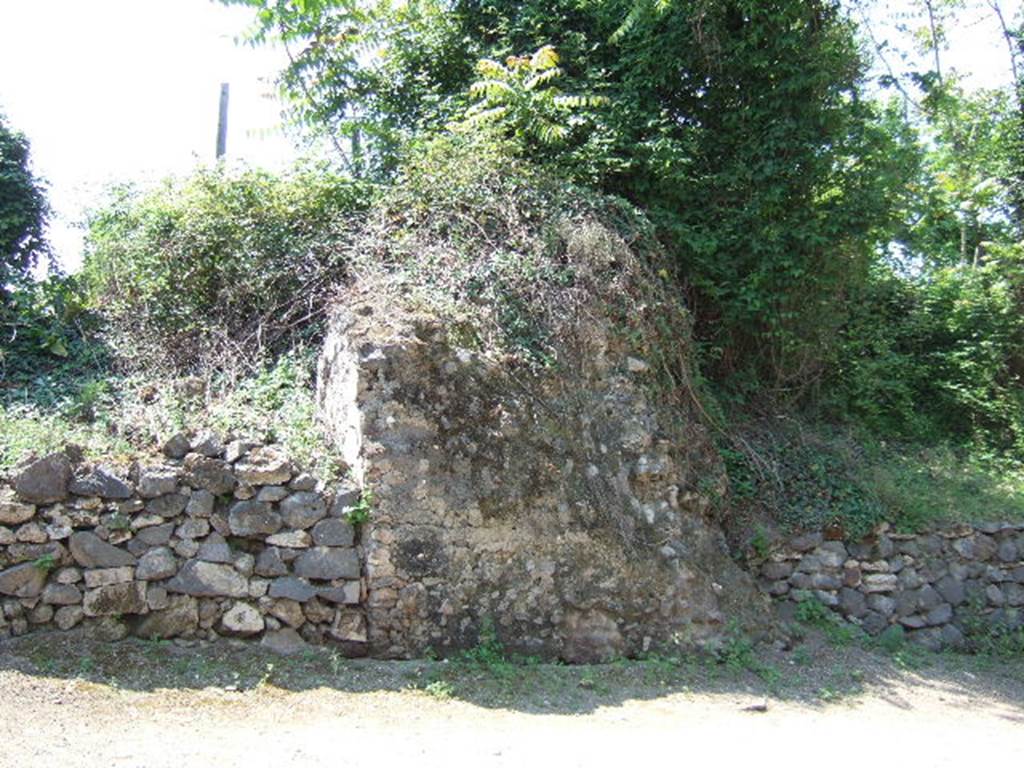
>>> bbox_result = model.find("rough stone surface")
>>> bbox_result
[13,453,72,504]
[136,548,178,581]
[42,582,82,605]
[0,562,47,597]
[311,518,355,547]
[758,521,1024,648]
[131,595,198,639]
[136,466,181,498]
[255,547,288,577]
[68,466,132,499]
[166,560,248,598]
[279,492,327,530]
[269,576,317,603]
[293,547,359,581]
[0,488,37,525]
[69,532,136,568]
[82,581,146,616]
[183,455,236,495]
[147,493,189,518]
[83,566,134,588]
[261,627,308,655]
[220,602,265,636]
[228,501,282,538]
[266,530,313,548]
[234,446,293,486]
[316,295,767,659]
[197,533,234,564]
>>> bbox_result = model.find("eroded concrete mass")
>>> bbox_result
[317,289,769,661]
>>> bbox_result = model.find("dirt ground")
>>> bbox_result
[1,631,1022,767]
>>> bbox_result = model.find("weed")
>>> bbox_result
[107,512,131,532]
[345,489,373,527]
[794,596,863,646]
[422,679,455,699]
[459,617,507,669]
[31,553,57,573]
[749,526,771,560]
[255,662,275,689]
[717,623,782,688]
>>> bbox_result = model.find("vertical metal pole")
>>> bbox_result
[216,83,229,159]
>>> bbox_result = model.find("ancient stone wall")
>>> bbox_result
[757,524,1024,648]
[316,294,770,662]
[0,436,367,654]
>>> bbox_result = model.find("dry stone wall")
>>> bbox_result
[758,524,1024,648]
[0,435,367,654]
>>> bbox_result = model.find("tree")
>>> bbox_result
[0,111,49,298]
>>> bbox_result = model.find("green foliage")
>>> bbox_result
[82,164,370,373]
[959,597,1024,657]
[1,273,107,383]
[725,420,1024,538]
[0,111,49,294]
[794,595,862,646]
[1,350,336,478]
[31,553,56,573]
[830,246,1024,450]
[356,131,692,387]
[458,45,608,150]
[459,616,507,668]
[344,489,372,526]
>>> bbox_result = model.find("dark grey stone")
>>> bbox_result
[926,603,953,626]
[255,547,288,577]
[69,532,136,568]
[166,560,248,598]
[293,547,360,580]
[146,493,189,518]
[136,547,177,581]
[162,432,192,459]
[935,574,966,606]
[269,576,317,603]
[69,466,133,499]
[227,500,282,538]
[861,610,889,635]
[915,584,942,612]
[839,587,867,618]
[13,452,71,503]
[197,533,234,563]
[131,595,198,639]
[280,492,327,530]
[867,594,895,617]
[311,518,356,548]
[136,523,175,547]
[0,562,47,597]
[330,487,362,517]
[42,582,82,605]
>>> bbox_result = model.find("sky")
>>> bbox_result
[0,0,1021,273]
[0,0,297,271]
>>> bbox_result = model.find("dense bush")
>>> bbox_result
[82,164,371,373]
[830,246,1024,450]
[0,111,49,296]
[353,130,695,392]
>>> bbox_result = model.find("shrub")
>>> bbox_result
[82,163,372,373]
[353,130,693,393]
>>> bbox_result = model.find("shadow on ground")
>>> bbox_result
[2,627,1023,718]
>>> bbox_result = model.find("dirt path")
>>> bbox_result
[1,634,1022,767]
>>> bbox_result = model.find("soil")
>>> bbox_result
[0,630,1022,767]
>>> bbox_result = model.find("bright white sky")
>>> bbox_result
[0,0,1021,272]
[0,0,297,271]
